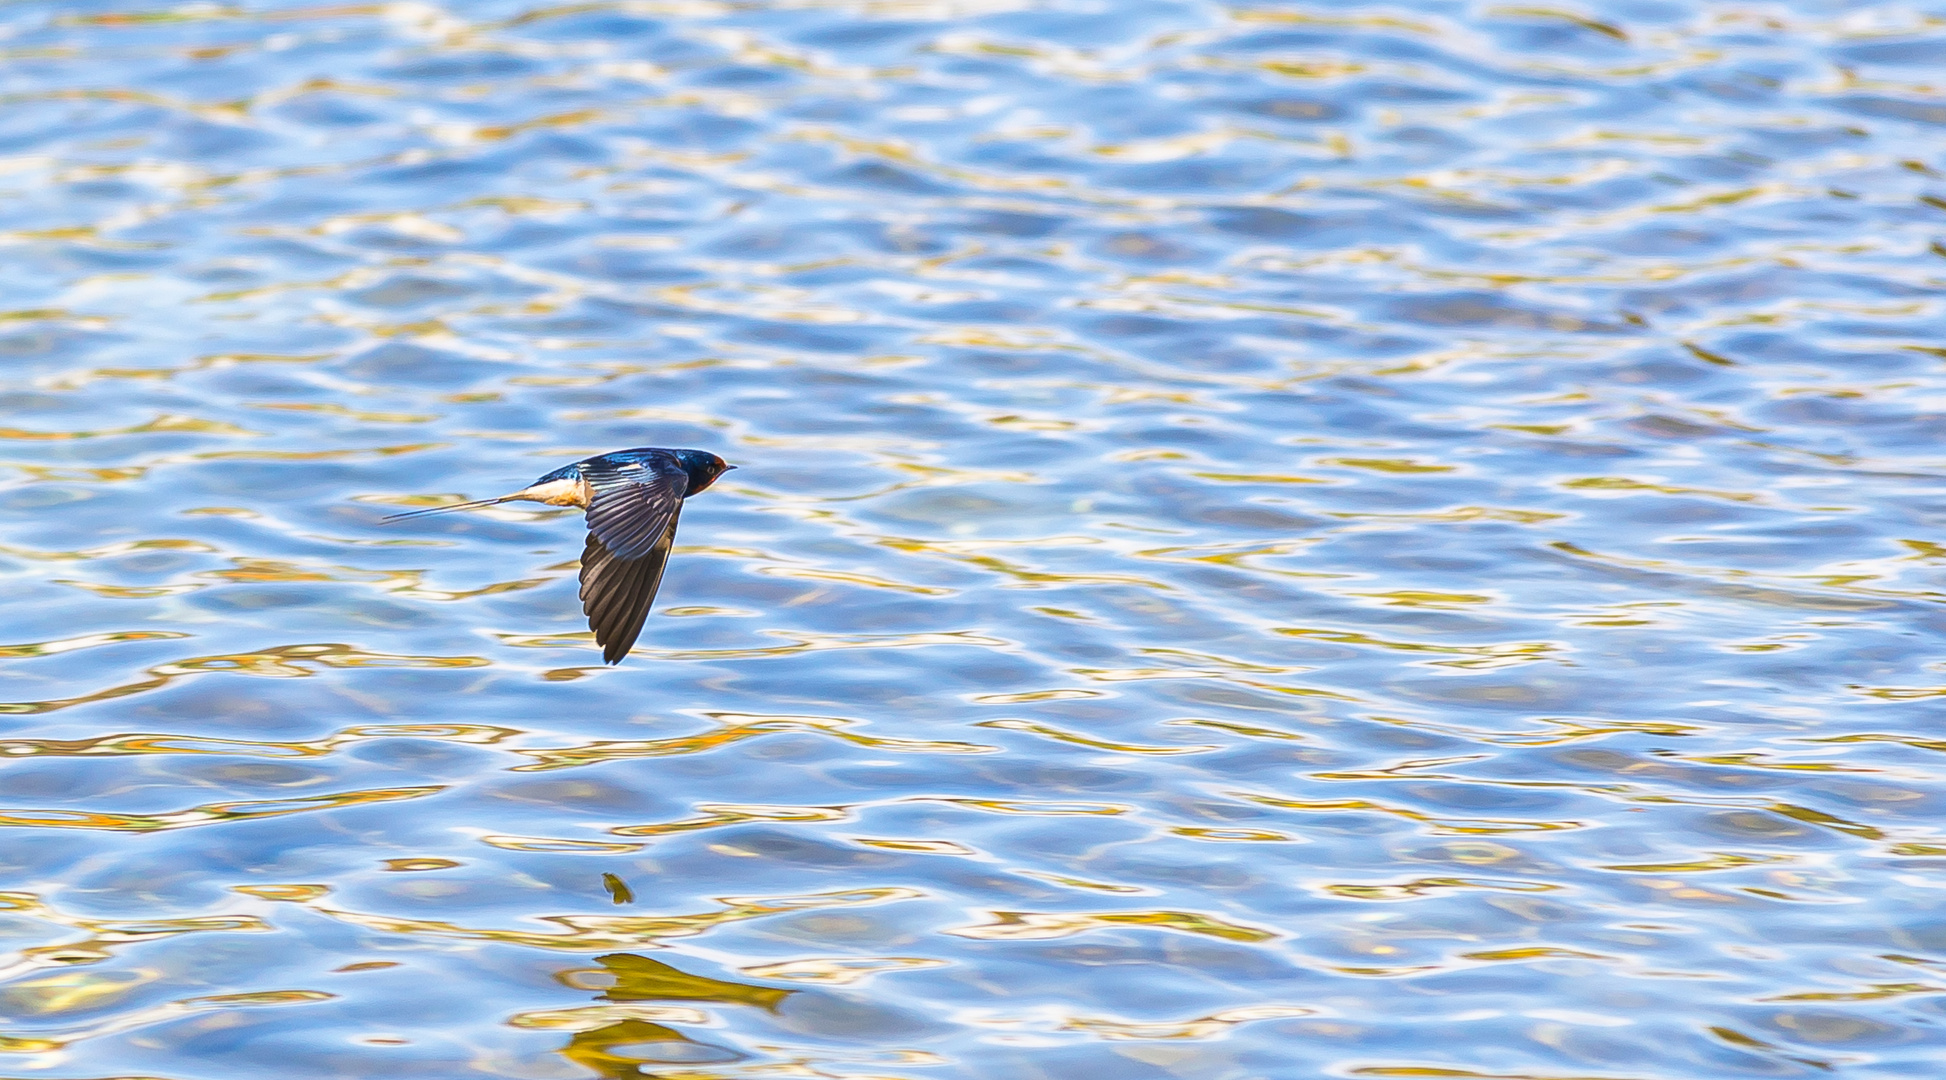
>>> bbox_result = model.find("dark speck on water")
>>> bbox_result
[0,0,1944,1076]
[602,873,636,906]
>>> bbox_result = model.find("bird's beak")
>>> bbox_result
[724,465,738,471]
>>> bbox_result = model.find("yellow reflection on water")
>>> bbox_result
[516,712,994,772]
[0,723,515,760]
[0,630,188,659]
[0,644,490,715]
[0,989,331,1055]
[975,718,1218,754]
[264,887,922,951]
[1064,1003,1318,1041]
[0,785,442,833]
[1320,877,1560,901]
[609,803,852,838]
[949,909,1277,942]
[738,956,947,986]
[1236,791,1585,836]
[0,891,272,988]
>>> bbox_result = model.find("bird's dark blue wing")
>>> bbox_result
[577,454,688,664]
[580,501,681,665]
[581,453,687,561]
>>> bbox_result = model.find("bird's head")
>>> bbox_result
[674,449,736,493]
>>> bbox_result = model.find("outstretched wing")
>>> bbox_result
[580,502,682,664]
[582,454,687,561]
[577,456,689,664]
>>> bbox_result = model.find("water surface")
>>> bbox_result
[2,0,1946,1076]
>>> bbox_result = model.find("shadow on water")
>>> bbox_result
[537,954,791,1078]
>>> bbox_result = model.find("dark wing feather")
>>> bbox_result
[582,454,687,561]
[580,501,683,665]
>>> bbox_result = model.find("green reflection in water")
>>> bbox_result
[560,1018,727,1079]
[523,954,794,1077]
[569,953,792,1011]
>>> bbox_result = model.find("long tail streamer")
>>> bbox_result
[380,496,513,522]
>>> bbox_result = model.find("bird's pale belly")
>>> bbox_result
[514,477,592,507]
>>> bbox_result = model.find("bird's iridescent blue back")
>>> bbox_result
[537,447,729,495]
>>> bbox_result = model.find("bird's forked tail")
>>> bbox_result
[380,495,516,522]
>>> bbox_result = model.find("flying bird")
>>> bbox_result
[383,447,734,664]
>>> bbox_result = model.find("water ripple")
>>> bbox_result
[2,0,1945,1075]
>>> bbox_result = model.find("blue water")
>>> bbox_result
[2,0,1945,1076]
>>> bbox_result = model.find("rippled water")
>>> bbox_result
[2,0,1945,1076]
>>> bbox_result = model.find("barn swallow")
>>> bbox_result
[384,447,734,664]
